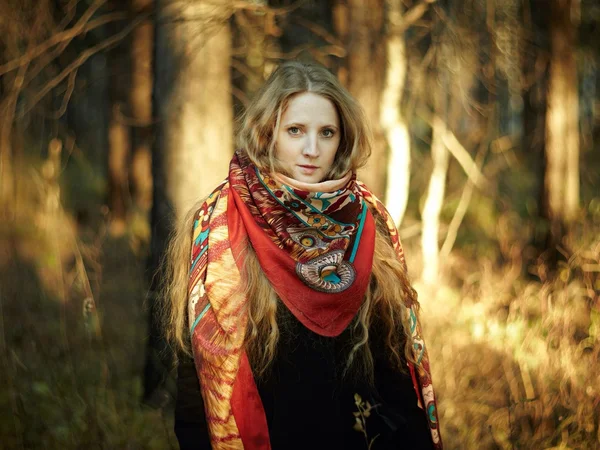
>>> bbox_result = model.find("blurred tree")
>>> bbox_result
[543,0,580,249]
[0,44,19,221]
[521,0,550,258]
[129,0,154,218]
[64,2,111,212]
[144,0,233,405]
[107,0,154,236]
[417,0,488,284]
[0,0,56,220]
[421,89,450,286]
[419,0,450,286]
[333,0,387,198]
[269,0,341,65]
[232,2,276,98]
[381,0,411,226]
[381,0,436,226]
[107,100,131,235]
[107,1,132,235]
[0,0,146,222]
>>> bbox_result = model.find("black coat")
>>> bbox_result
[175,305,434,450]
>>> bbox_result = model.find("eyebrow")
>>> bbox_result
[283,122,339,129]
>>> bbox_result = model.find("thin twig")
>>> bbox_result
[397,0,438,34]
[231,86,250,107]
[418,107,489,188]
[21,11,130,89]
[440,144,488,258]
[49,69,78,119]
[231,58,257,82]
[0,0,109,76]
[0,45,32,220]
[17,12,149,118]
[293,16,345,47]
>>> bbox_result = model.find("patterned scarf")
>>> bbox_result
[187,150,442,449]
[228,151,375,336]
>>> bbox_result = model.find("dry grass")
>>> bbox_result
[417,225,600,449]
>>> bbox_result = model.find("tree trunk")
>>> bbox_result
[233,1,275,98]
[381,0,410,226]
[107,103,131,235]
[0,32,30,221]
[421,113,449,286]
[0,72,20,221]
[522,0,549,255]
[153,4,233,216]
[129,0,154,215]
[144,0,233,404]
[107,7,132,236]
[543,0,579,246]
[334,0,387,198]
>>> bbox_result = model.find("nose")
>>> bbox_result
[302,133,319,158]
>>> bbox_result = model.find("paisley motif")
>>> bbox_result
[287,227,329,250]
[295,250,356,293]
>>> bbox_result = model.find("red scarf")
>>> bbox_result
[228,151,375,336]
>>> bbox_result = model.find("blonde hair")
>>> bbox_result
[162,60,419,380]
[161,199,205,359]
[236,60,372,180]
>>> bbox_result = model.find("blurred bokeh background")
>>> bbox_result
[0,0,598,448]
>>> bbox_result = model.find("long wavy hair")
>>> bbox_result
[162,61,420,381]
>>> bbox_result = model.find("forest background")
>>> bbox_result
[0,0,599,449]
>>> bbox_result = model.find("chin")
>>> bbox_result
[291,173,323,183]
[295,174,324,183]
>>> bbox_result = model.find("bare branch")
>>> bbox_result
[57,0,81,30]
[0,1,132,76]
[440,145,488,259]
[293,16,345,48]
[441,125,488,189]
[17,12,149,118]
[418,108,489,189]
[397,0,437,33]
[231,58,257,82]
[49,69,78,119]
[231,86,249,107]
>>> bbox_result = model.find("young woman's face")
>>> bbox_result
[274,92,341,183]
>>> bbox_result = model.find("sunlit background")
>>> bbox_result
[0,0,599,449]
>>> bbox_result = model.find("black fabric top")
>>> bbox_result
[175,305,434,450]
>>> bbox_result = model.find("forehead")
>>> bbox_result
[281,92,339,125]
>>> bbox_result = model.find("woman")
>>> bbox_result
[164,61,442,450]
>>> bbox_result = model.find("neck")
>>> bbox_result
[272,171,353,193]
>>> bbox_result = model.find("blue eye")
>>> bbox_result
[321,129,335,138]
[288,127,301,135]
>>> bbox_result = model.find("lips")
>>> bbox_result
[298,165,318,169]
